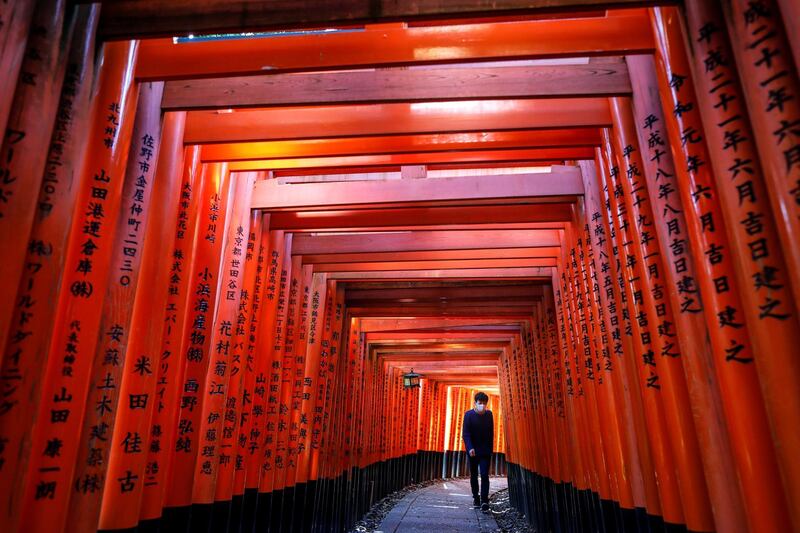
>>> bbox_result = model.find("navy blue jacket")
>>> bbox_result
[462,408,494,457]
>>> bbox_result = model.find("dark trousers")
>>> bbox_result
[468,454,490,503]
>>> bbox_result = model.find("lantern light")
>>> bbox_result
[403,369,421,389]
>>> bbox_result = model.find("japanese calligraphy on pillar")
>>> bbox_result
[572,238,597,382]
[258,234,292,484]
[0,9,97,522]
[580,219,612,376]
[19,40,139,533]
[726,0,800,248]
[560,260,584,396]
[239,229,282,490]
[606,152,663,390]
[640,112,702,315]
[92,112,186,532]
[285,268,313,480]
[588,204,625,364]
[164,163,231,510]
[138,146,203,521]
[0,0,70,364]
[544,289,565,418]
[295,274,328,484]
[191,172,254,503]
[553,283,573,398]
[651,15,769,365]
[312,287,344,479]
[613,111,687,371]
[685,4,796,332]
[217,211,263,501]
[673,78,754,329]
[69,84,164,523]
[661,4,800,523]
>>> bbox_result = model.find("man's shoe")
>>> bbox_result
[481,502,490,512]
[473,497,481,508]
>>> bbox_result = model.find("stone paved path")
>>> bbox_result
[376,477,507,532]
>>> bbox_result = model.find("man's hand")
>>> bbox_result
[469,449,476,457]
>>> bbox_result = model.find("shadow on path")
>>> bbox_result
[376,476,508,532]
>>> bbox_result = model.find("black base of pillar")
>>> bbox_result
[503,461,697,533]
[162,505,191,533]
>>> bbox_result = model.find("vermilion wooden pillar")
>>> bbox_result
[551,269,590,505]
[214,210,264,522]
[281,265,317,511]
[0,7,98,528]
[66,80,165,533]
[552,254,591,490]
[98,112,187,531]
[293,273,328,484]
[0,0,71,363]
[309,284,345,515]
[19,39,140,533]
[575,210,628,510]
[577,162,643,516]
[600,133,685,527]
[254,234,294,524]
[239,228,284,518]
[530,308,556,493]
[610,99,716,532]
[623,54,747,533]
[627,56,744,531]
[300,280,339,532]
[561,223,609,507]
[543,284,577,501]
[306,282,342,483]
[720,0,800,308]
[0,0,35,141]
[598,149,665,522]
[189,171,256,523]
[651,7,799,528]
[664,1,796,527]
[138,146,204,524]
[163,162,232,520]
[267,255,307,504]
[577,215,625,508]
[229,215,268,509]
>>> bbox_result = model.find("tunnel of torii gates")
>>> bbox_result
[0,2,800,533]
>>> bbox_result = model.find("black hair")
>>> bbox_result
[474,391,489,403]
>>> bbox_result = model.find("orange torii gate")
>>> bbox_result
[0,2,798,532]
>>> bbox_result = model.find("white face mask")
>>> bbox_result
[475,403,486,413]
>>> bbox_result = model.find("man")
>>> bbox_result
[462,391,494,511]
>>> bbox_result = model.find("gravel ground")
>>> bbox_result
[486,488,535,533]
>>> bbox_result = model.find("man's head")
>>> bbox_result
[474,391,489,413]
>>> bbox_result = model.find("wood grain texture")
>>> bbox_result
[251,168,583,210]
[162,64,631,110]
